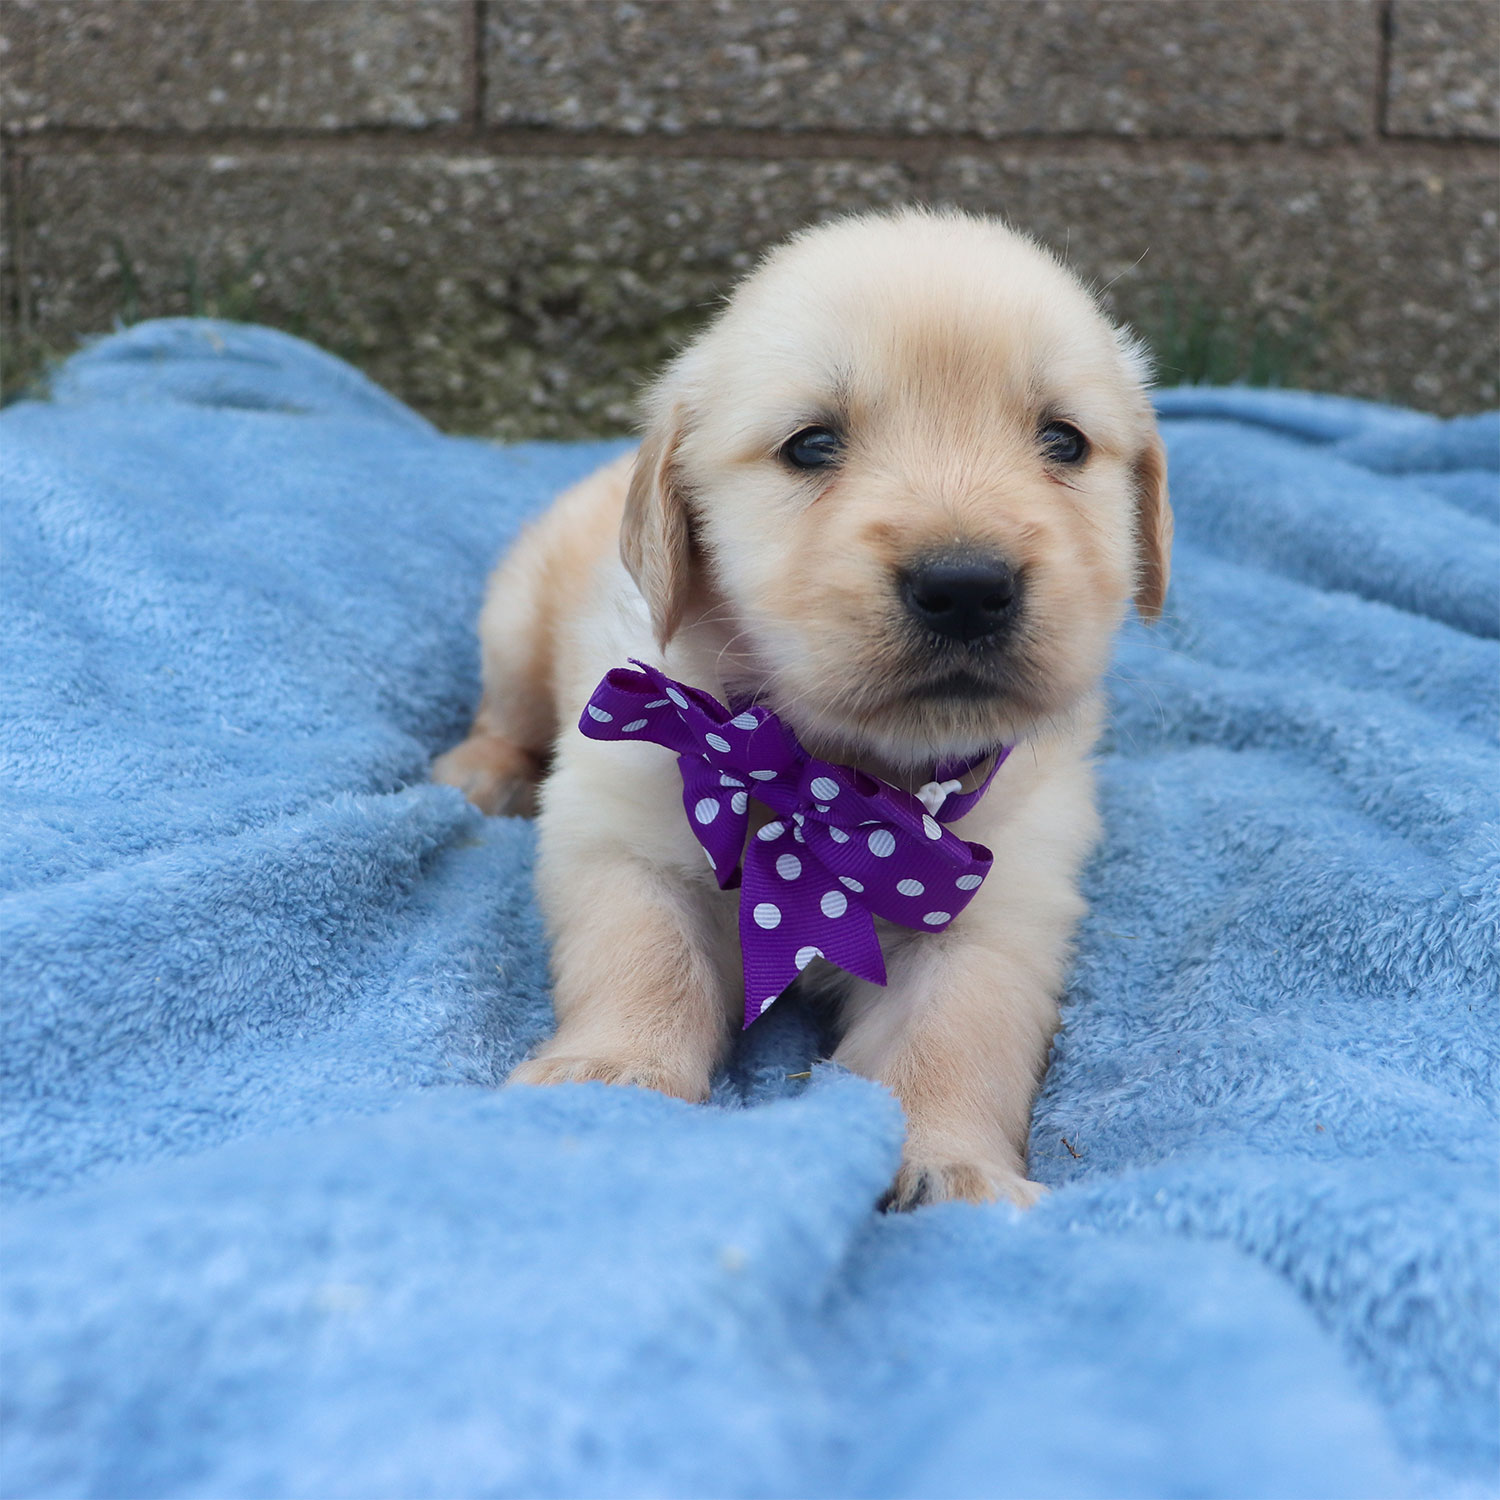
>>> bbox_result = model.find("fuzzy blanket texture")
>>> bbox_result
[1,320,1496,1500]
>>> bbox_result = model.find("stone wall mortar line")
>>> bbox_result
[469,1,487,134]
[5,129,1496,172]
[1377,0,1397,136]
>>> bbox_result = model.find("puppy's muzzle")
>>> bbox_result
[900,553,1020,645]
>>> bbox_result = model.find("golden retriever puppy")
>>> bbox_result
[434,208,1170,1209]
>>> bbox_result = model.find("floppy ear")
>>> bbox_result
[620,405,695,649]
[1132,430,1172,623]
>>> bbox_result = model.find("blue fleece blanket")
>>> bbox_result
[2,320,1496,1500]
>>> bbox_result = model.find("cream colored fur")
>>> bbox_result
[433,208,1170,1209]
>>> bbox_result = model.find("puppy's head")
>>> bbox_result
[622,209,1170,766]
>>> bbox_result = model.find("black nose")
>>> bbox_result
[902,555,1019,643]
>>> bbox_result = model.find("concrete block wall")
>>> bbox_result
[2,0,1496,436]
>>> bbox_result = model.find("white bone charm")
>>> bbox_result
[916,778,964,816]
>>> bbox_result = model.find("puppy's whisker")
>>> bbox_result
[1101,669,1170,740]
[1098,246,1150,295]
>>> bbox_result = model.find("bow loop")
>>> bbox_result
[579,662,1003,1028]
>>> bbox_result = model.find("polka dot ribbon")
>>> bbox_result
[579,661,1009,1028]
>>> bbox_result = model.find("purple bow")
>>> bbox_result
[579,661,1008,1028]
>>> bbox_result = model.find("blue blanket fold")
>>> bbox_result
[2,320,1496,1499]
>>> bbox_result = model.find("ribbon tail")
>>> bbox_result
[737,831,833,1028]
[813,901,887,988]
[677,757,750,887]
[737,861,888,1028]
[738,909,803,1029]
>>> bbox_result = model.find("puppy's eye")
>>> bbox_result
[781,426,843,470]
[1040,420,1089,466]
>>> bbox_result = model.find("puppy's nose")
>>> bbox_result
[902,555,1019,643]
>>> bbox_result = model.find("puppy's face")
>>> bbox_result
[623,211,1171,767]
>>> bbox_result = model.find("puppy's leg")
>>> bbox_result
[432,546,558,816]
[835,930,1060,1211]
[511,841,736,1102]
[431,732,543,817]
[837,748,1100,1210]
[435,454,634,816]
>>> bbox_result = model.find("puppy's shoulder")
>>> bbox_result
[537,446,637,550]
[957,690,1104,855]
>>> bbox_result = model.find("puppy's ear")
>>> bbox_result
[621,405,695,648]
[1132,430,1173,623]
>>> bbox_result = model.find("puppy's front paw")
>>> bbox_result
[508,1051,711,1103]
[879,1156,1048,1212]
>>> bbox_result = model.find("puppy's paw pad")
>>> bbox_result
[508,1053,709,1103]
[879,1158,1047,1212]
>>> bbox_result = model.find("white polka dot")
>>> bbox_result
[757,821,785,841]
[694,797,719,825]
[839,876,864,892]
[815,804,830,813]
[923,911,952,925]
[795,946,823,970]
[821,889,848,918]
[776,853,802,881]
[758,994,779,1016]
[646,698,670,709]
[956,873,984,890]
[705,733,731,753]
[666,689,689,709]
[828,827,850,844]
[867,828,896,858]
[731,712,759,730]
[922,814,943,841]
[897,879,925,897]
[809,776,840,801]
[705,848,716,868]
[621,718,648,733]
[586,705,612,722]
[719,773,745,788]
[753,902,782,929]
[749,769,777,781]
[793,825,805,844]
[731,791,749,815]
